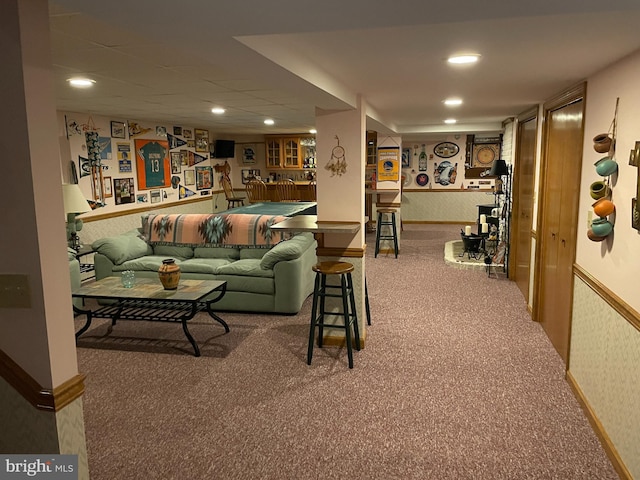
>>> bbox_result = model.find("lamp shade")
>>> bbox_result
[62,184,91,214]
[489,159,509,176]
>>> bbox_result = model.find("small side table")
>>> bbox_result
[74,245,95,281]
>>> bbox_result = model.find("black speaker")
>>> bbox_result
[214,139,235,158]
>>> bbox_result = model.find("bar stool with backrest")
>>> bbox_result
[375,208,399,258]
[245,179,269,204]
[308,261,361,368]
[308,179,317,201]
[221,176,245,210]
[276,178,298,202]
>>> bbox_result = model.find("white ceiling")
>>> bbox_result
[49,0,640,141]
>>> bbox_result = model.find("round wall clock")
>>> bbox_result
[434,142,460,158]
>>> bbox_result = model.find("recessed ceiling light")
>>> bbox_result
[447,54,480,65]
[211,107,225,114]
[444,118,457,124]
[444,98,463,106]
[264,119,275,125]
[309,129,317,134]
[67,77,96,88]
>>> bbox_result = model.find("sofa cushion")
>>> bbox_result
[179,258,232,274]
[215,274,274,295]
[194,246,240,260]
[92,230,153,265]
[153,244,194,259]
[215,259,274,278]
[260,233,315,269]
[116,255,181,272]
[240,248,267,260]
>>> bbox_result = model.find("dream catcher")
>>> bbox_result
[325,136,347,176]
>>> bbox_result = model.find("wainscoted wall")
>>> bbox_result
[79,197,215,245]
[570,275,640,479]
[400,190,496,224]
[0,378,88,479]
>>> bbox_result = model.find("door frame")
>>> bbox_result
[509,107,538,291]
[533,82,586,363]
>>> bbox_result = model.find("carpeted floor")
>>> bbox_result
[75,224,617,479]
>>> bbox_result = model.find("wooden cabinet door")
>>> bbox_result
[266,138,281,168]
[282,137,300,168]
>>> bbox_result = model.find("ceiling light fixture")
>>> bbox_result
[444,98,463,106]
[264,119,275,125]
[211,107,225,114]
[309,129,317,134]
[444,118,457,124]
[447,54,480,65]
[67,77,96,88]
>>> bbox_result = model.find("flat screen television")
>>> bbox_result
[214,139,235,158]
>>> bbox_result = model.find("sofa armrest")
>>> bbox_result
[260,233,315,269]
[92,229,152,265]
[272,236,317,313]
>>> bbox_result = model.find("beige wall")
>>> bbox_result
[570,49,640,478]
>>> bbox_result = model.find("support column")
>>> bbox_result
[314,97,367,346]
[375,135,403,254]
[0,1,88,477]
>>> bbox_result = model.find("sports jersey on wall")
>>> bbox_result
[134,138,170,189]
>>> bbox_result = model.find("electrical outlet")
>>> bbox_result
[0,274,31,308]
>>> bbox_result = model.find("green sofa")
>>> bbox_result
[91,213,317,314]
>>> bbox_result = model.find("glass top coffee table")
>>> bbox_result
[73,277,229,357]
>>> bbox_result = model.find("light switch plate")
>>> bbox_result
[0,274,31,308]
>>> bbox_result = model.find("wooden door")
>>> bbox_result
[535,85,585,363]
[511,111,537,301]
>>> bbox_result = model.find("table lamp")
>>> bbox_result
[63,183,91,249]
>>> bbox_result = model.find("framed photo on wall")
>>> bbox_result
[110,121,126,139]
[134,138,170,190]
[195,166,213,190]
[170,152,182,174]
[114,178,135,205]
[103,176,113,198]
[194,128,209,152]
[184,169,195,185]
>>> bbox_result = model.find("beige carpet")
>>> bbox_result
[74,224,616,479]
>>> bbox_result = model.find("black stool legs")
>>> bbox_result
[375,209,399,258]
[308,262,361,369]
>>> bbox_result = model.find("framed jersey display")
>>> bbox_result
[134,138,170,190]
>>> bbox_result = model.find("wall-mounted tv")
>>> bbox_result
[214,139,236,158]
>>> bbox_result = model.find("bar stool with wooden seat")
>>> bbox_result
[221,176,245,209]
[308,261,361,369]
[375,208,399,258]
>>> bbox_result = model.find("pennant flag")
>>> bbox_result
[78,156,90,177]
[167,133,187,150]
[179,186,196,199]
[193,152,207,165]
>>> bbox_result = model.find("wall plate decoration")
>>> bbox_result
[472,143,500,167]
[434,142,459,158]
[416,173,429,186]
[134,138,170,190]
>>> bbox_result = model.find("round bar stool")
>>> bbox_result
[308,261,361,369]
[375,208,399,258]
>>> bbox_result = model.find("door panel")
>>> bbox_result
[537,97,584,363]
[513,116,537,300]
